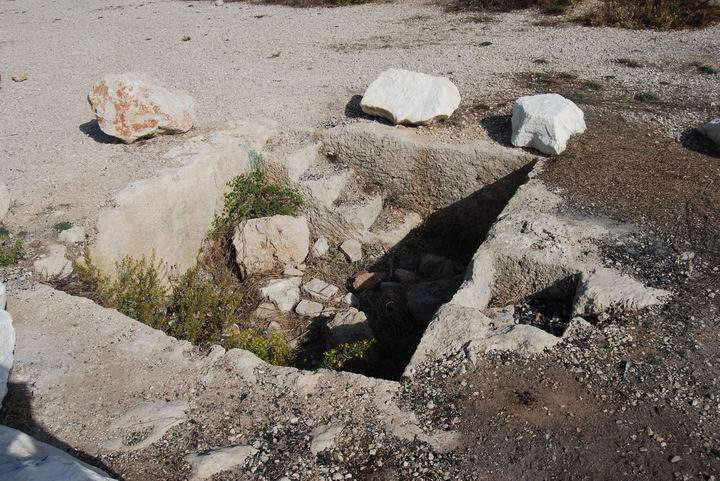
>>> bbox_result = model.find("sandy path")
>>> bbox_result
[1,0,717,237]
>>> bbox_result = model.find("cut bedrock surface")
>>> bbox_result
[90,120,278,277]
[405,162,670,377]
[3,283,460,468]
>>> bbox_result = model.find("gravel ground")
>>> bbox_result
[1,0,718,239]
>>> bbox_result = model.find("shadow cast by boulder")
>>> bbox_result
[1,381,123,479]
[480,114,513,147]
[79,120,120,144]
[680,127,719,159]
[344,95,393,125]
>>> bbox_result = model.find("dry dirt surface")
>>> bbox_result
[1,0,720,480]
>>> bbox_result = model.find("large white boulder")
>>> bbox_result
[360,69,461,125]
[233,215,310,277]
[0,425,117,481]
[87,73,195,143]
[511,93,586,156]
[0,182,10,222]
[699,118,720,144]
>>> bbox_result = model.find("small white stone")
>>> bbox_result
[259,278,302,312]
[295,299,324,317]
[311,236,329,258]
[58,225,86,244]
[303,278,339,301]
[340,239,362,263]
[33,244,72,280]
[342,292,360,308]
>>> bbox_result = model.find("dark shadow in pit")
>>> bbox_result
[680,127,719,159]
[353,163,535,380]
[79,119,121,144]
[480,114,513,147]
[1,381,124,480]
[344,95,393,125]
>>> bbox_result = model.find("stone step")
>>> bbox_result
[277,142,322,183]
[298,166,353,209]
[365,209,423,248]
[334,193,384,235]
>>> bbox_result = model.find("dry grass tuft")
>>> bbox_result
[584,0,720,30]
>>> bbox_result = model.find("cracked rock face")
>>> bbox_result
[88,73,195,143]
[511,93,586,156]
[360,69,461,125]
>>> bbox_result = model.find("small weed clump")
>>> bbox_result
[0,231,24,267]
[450,0,578,14]
[634,91,661,103]
[70,252,288,359]
[586,0,720,30]
[53,222,73,232]
[320,339,376,370]
[615,58,643,68]
[209,150,304,239]
[107,254,168,329]
[167,268,243,346]
[695,64,718,74]
[227,329,294,366]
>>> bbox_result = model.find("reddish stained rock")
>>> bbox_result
[351,271,386,291]
[88,73,195,143]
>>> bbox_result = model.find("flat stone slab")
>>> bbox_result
[360,69,461,125]
[303,278,339,301]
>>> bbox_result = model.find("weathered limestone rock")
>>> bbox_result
[0,182,10,221]
[259,278,302,313]
[360,69,461,125]
[32,244,72,280]
[572,268,670,317]
[325,308,374,348]
[511,93,586,155]
[310,425,344,455]
[340,239,362,263]
[185,445,257,481]
[58,225,86,244]
[699,118,720,144]
[311,236,329,258]
[295,299,324,317]
[92,122,277,278]
[0,425,117,480]
[88,73,195,143]
[303,278,339,301]
[233,215,310,277]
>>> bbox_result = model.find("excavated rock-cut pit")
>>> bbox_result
[86,120,668,381]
